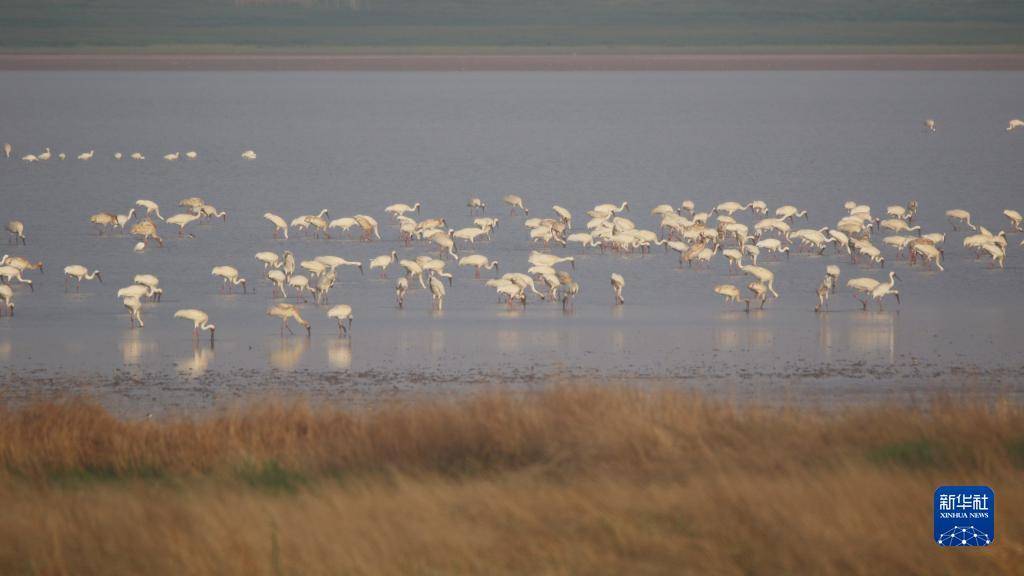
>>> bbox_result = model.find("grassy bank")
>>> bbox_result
[1,0,1022,53]
[0,388,1021,574]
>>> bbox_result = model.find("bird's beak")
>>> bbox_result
[570,260,576,270]
[894,274,901,282]
[29,284,34,292]
[895,293,901,304]
[305,325,311,336]
[210,327,215,342]
[358,265,364,275]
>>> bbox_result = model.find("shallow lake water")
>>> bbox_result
[1,71,1022,412]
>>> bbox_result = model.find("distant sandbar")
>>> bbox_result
[2,53,1023,71]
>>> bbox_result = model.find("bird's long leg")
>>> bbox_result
[285,320,294,335]
[76,279,81,293]
[64,276,69,293]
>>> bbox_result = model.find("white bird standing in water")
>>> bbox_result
[610,272,625,305]
[327,304,353,337]
[212,266,247,293]
[924,119,936,132]
[63,265,102,292]
[135,200,165,221]
[369,251,398,277]
[0,285,13,316]
[123,295,144,328]
[241,150,257,160]
[174,309,216,341]
[267,303,310,336]
[264,213,289,239]
[429,274,446,310]
[395,277,409,308]
[945,209,976,231]
[1007,119,1024,132]
[77,150,94,160]
[2,143,10,159]
[503,194,529,215]
[5,221,26,245]
[166,213,200,236]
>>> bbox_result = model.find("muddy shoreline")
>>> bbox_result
[2,53,1024,71]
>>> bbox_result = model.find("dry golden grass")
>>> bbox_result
[0,387,1021,574]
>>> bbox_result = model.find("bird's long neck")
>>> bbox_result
[86,270,99,280]
[200,321,215,332]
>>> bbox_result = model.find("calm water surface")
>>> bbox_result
[1,71,1022,410]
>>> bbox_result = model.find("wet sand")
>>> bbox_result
[2,53,1024,71]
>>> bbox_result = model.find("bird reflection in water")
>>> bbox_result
[713,310,772,351]
[179,342,214,375]
[119,330,158,364]
[496,329,520,354]
[0,339,10,362]
[268,336,308,369]
[327,338,352,369]
[849,311,897,363]
[818,310,896,363]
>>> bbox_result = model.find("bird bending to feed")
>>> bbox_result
[131,152,145,161]
[77,150,94,161]
[327,304,353,337]
[429,274,446,310]
[133,274,163,301]
[459,254,499,278]
[264,213,289,239]
[175,309,215,341]
[0,285,13,316]
[714,284,749,311]
[610,273,625,305]
[1007,119,1024,131]
[945,209,976,231]
[166,213,200,236]
[135,199,165,221]
[5,221,26,245]
[163,152,180,161]
[925,119,936,132]
[468,197,486,213]
[63,265,101,292]
[123,296,144,328]
[212,266,247,293]
[503,194,528,215]
[369,251,398,277]
[267,303,310,336]
[385,203,421,218]
[241,150,257,160]
[395,277,408,308]
[0,266,33,291]
[185,150,198,159]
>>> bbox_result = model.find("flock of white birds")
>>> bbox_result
[2,119,1023,343]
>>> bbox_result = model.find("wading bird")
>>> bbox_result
[327,304,353,337]
[610,272,625,304]
[267,303,310,336]
[503,194,528,215]
[369,251,398,277]
[123,295,144,328]
[264,213,289,239]
[135,199,165,221]
[174,309,215,341]
[63,265,101,292]
[0,285,13,316]
[5,221,26,245]
[212,266,247,293]
[458,254,499,278]
[166,213,200,236]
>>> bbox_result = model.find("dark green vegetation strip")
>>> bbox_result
[1,0,1023,51]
